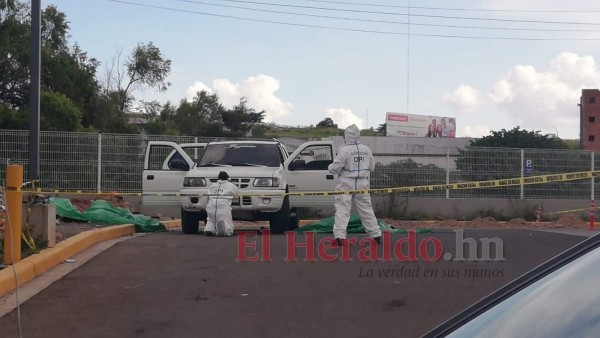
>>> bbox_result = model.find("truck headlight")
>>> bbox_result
[254,177,280,187]
[183,177,206,187]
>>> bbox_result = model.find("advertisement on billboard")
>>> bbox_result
[386,112,456,138]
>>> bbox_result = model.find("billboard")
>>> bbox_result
[386,112,456,138]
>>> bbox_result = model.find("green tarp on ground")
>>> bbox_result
[50,198,166,233]
[295,214,431,233]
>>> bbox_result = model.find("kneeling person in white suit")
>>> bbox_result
[204,171,240,237]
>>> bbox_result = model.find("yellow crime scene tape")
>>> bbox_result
[541,208,588,216]
[5,169,600,198]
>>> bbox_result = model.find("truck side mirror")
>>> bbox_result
[169,159,190,171]
[289,159,306,171]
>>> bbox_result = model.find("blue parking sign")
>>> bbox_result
[525,159,533,174]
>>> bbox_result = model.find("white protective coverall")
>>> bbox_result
[328,124,382,240]
[204,179,240,236]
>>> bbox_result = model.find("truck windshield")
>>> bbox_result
[197,143,283,167]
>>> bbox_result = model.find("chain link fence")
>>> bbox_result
[1,129,598,199]
[371,146,597,199]
[0,130,214,193]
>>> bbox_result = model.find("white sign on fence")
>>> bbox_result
[386,112,456,138]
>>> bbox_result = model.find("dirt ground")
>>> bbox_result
[51,213,592,244]
[382,213,591,230]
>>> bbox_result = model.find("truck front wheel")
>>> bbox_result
[269,195,290,234]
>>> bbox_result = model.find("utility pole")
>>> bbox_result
[29,0,41,181]
[406,0,411,114]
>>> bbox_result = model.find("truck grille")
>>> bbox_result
[242,196,252,205]
[209,178,251,189]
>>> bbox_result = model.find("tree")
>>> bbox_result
[0,3,104,131]
[0,2,30,108]
[40,91,83,131]
[105,42,171,114]
[0,0,16,12]
[376,123,386,136]
[317,117,337,128]
[0,102,26,128]
[468,126,568,149]
[170,90,225,136]
[221,97,265,136]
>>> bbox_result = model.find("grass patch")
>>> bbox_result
[263,126,341,138]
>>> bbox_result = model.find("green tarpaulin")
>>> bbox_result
[50,198,166,233]
[295,214,431,233]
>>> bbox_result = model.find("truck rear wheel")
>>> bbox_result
[181,208,205,234]
[269,195,290,234]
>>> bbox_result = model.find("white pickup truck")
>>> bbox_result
[142,138,337,234]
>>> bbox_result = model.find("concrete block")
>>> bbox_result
[26,203,56,248]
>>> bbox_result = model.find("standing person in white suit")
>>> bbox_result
[204,171,240,237]
[328,124,382,245]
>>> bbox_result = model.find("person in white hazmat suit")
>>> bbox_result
[204,171,240,237]
[328,124,382,245]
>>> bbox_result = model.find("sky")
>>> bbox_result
[42,0,600,139]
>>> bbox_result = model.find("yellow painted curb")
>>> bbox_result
[161,219,181,229]
[0,224,135,298]
[0,261,35,297]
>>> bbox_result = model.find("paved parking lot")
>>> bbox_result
[0,229,589,338]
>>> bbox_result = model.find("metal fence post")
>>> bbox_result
[194,136,198,160]
[97,133,102,193]
[520,148,524,200]
[446,146,450,199]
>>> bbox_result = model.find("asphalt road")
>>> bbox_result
[0,229,588,338]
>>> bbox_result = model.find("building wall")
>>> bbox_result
[325,135,475,169]
[581,89,600,151]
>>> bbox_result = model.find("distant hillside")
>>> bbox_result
[258,125,581,148]
[260,125,378,139]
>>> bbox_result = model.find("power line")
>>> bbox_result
[107,0,600,40]
[301,0,600,13]
[207,0,600,26]
[173,0,600,32]
[406,0,410,115]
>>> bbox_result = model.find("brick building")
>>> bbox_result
[580,89,600,151]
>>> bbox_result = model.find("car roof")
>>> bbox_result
[207,140,280,145]
[422,231,600,337]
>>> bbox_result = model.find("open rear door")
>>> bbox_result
[142,141,206,206]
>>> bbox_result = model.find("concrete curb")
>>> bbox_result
[0,224,135,298]
[161,219,181,229]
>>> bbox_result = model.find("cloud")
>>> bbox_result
[442,84,482,115]
[485,52,600,134]
[185,81,213,99]
[325,108,364,129]
[460,125,490,138]
[185,75,293,122]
